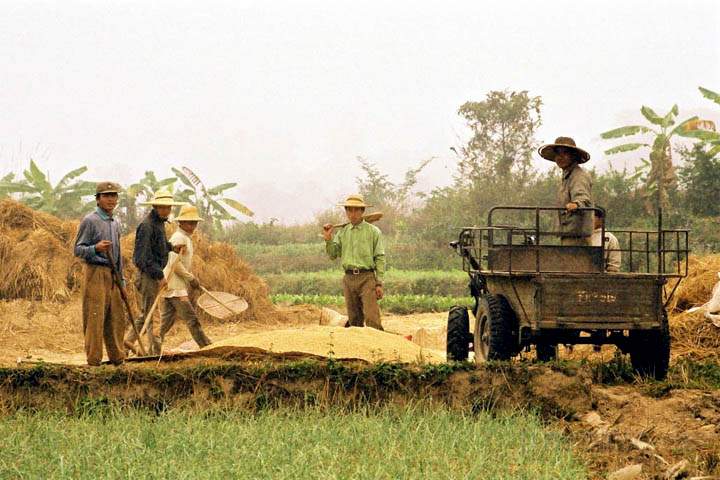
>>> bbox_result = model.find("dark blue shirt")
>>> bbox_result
[73,207,124,278]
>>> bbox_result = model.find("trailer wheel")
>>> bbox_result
[474,294,517,363]
[536,343,558,362]
[446,306,471,361]
[629,311,670,380]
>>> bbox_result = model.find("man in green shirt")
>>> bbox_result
[323,194,386,330]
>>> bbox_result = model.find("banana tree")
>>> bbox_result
[121,171,178,229]
[687,87,720,157]
[0,160,95,217]
[601,105,699,213]
[0,173,16,199]
[171,166,253,233]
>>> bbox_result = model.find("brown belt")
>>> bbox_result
[345,268,374,275]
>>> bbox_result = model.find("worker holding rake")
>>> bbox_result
[323,194,386,330]
[73,182,127,366]
[124,190,185,355]
[158,205,212,349]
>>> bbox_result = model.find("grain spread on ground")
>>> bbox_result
[201,325,445,363]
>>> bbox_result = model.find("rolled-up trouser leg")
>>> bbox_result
[359,272,383,331]
[174,298,212,347]
[342,274,363,327]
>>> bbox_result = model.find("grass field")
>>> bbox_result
[236,242,457,274]
[0,407,587,479]
[265,269,468,297]
[271,293,470,314]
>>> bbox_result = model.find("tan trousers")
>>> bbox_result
[125,273,162,355]
[342,271,383,330]
[561,237,592,246]
[160,297,212,348]
[82,265,126,366]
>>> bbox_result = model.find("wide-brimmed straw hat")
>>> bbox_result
[174,204,203,222]
[139,190,187,207]
[337,194,372,208]
[538,137,591,164]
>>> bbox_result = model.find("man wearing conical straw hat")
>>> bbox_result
[125,190,186,355]
[158,204,212,349]
[538,136,595,246]
[73,181,126,366]
[322,194,386,330]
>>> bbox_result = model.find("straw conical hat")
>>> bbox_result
[139,190,187,207]
[337,194,372,208]
[175,204,203,222]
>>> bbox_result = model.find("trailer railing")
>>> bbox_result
[452,206,688,277]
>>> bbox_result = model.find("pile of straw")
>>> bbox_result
[670,311,720,362]
[667,255,720,312]
[667,254,720,362]
[0,200,81,301]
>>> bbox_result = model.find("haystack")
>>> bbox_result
[666,254,720,362]
[0,200,81,301]
[670,311,720,362]
[0,200,282,324]
[667,254,720,312]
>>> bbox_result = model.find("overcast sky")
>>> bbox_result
[1,0,719,222]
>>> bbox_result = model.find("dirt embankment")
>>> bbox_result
[0,360,717,478]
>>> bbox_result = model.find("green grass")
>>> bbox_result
[0,407,587,479]
[271,293,470,314]
[265,269,468,296]
[235,242,458,273]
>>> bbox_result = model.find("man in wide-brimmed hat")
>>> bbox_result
[125,190,186,355]
[158,204,212,350]
[538,136,594,246]
[322,194,386,330]
[73,181,126,366]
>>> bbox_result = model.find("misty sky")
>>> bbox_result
[1,1,719,223]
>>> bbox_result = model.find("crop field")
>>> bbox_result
[236,242,457,274]
[265,269,467,296]
[271,293,469,314]
[0,406,587,480]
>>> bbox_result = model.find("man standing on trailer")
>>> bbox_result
[322,194,386,330]
[73,182,126,366]
[125,190,185,355]
[539,136,594,246]
[158,204,212,349]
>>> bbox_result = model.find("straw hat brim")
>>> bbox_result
[174,215,204,222]
[337,201,373,208]
[139,200,188,206]
[538,144,590,163]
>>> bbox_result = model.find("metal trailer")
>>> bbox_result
[446,206,689,380]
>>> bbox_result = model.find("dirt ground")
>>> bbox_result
[1,299,719,478]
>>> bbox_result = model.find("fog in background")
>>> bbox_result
[1,0,719,222]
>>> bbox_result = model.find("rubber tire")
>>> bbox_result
[474,294,517,363]
[446,306,471,361]
[629,312,670,380]
[536,343,558,362]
